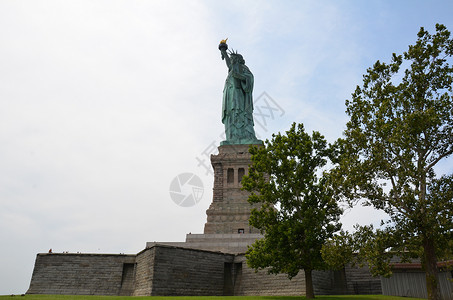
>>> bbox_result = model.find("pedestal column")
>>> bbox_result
[204,144,261,234]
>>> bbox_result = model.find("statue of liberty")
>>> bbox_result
[218,39,262,145]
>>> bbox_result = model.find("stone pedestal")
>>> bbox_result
[204,144,261,235]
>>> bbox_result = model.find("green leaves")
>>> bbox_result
[336,24,453,300]
[320,230,355,271]
[340,23,453,213]
[243,122,342,285]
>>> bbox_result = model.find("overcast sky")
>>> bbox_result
[1,0,453,295]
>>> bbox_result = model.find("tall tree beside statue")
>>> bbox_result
[241,123,342,299]
[324,24,453,300]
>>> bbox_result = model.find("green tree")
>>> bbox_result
[333,24,453,300]
[242,123,342,298]
[322,226,399,278]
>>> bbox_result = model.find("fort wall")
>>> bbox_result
[150,245,232,296]
[27,253,135,295]
[27,245,382,296]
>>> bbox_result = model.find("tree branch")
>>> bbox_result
[426,148,453,172]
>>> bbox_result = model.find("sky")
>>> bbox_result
[1,0,453,295]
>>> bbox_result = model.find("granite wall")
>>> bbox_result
[27,253,135,295]
[27,245,382,296]
[149,245,233,296]
[132,247,154,296]
[344,263,382,294]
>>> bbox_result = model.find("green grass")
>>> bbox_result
[0,296,424,300]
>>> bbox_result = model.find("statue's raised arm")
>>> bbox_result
[218,39,231,68]
[218,39,262,146]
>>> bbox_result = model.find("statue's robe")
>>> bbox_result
[222,63,258,144]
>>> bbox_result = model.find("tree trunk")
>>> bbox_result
[424,237,440,300]
[304,268,315,299]
[420,171,440,300]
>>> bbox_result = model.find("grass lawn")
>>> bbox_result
[0,296,424,300]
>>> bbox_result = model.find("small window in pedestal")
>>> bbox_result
[238,229,245,234]
[227,168,234,184]
[238,168,245,183]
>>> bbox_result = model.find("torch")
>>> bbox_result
[219,38,228,60]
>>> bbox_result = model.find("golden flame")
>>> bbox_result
[220,38,228,44]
